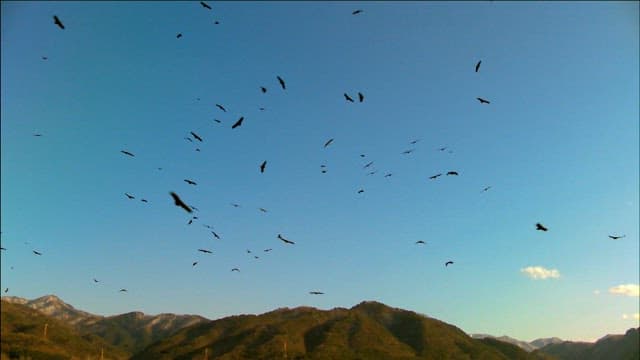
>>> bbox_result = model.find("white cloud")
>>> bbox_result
[608,284,639,297]
[520,266,560,280]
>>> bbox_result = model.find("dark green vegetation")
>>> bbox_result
[534,328,639,360]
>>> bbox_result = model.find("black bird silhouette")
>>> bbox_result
[4,288,7,293]
[402,149,415,154]
[214,21,220,25]
[259,208,268,213]
[409,139,420,144]
[429,173,442,179]
[363,161,374,169]
[42,56,48,60]
[125,193,135,199]
[352,9,363,15]
[260,86,267,93]
[212,231,220,239]
[119,289,127,292]
[176,33,182,39]
[254,255,259,259]
[213,119,222,123]
[360,154,366,157]
[357,189,364,194]
[187,219,193,225]
[231,203,241,208]
[477,97,490,104]
[277,76,286,90]
[93,278,99,283]
[231,117,244,129]
[260,160,267,173]
[277,234,295,244]
[200,1,212,10]
[120,150,135,157]
[438,147,447,151]
[445,261,454,267]
[344,93,354,102]
[192,261,198,267]
[184,137,193,143]
[535,223,548,232]
[140,199,148,203]
[324,138,334,148]
[608,235,626,240]
[446,171,459,176]
[481,186,492,193]
[0,247,5,250]
[264,248,272,252]
[475,60,482,72]
[33,134,43,137]
[198,249,213,254]
[231,268,240,272]
[190,131,203,142]
[358,92,364,102]
[184,179,197,185]
[53,15,65,30]
[367,170,377,176]
[384,173,393,178]
[415,240,425,244]
[33,250,42,256]
[170,192,193,213]
[191,205,199,212]
[216,104,227,112]
[309,291,324,295]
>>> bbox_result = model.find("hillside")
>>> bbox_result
[534,327,639,360]
[133,300,553,360]
[472,334,539,352]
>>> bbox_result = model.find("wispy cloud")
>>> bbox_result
[609,284,639,297]
[520,266,560,280]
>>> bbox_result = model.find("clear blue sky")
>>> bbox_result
[1,1,638,342]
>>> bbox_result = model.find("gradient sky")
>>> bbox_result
[1,1,638,343]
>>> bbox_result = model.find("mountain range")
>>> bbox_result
[1,295,637,359]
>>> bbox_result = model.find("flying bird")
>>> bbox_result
[384,173,392,178]
[198,249,213,254]
[32,250,42,256]
[213,119,221,123]
[176,33,183,39]
[190,131,203,142]
[352,9,363,15]
[33,134,43,137]
[358,92,364,102]
[119,289,127,292]
[184,137,193,143]
[184,179,197,185]
[429,173,442,179]
[211,231,220,239]
[367,170,377,176]
[481,186,492,193]
[477,97,490,104]
[446,171,459,176]
[475,60,482,72]
[535,223,548,232]
[93,278,99,283]
[264,248,272,252]
[4,288,8,293]
[125,193,135,199]
[200,1,212,10]
[277,76,286,90]
[344,93,354,102]
[363,161,374,169]
[192,261,198,267]
[0,247,5,251]
[438,147,447,151]
[445,261,454,267]
[260,86,267,93]
[246,250,252,254]
[214,20,220,25]
[324,138,334,148]
[259,208,268,213]
[409,139,420,144]
[231,203,241,208]
[140,199,148,203]
[231,268,240,272]
[309,291,324,295]
[260,160,267,173]
[402,149,415,154]
[360,154,366,158]
[277,234,295,244]
[53,15,65,30]
[120,150,135,157]
[187,219,193,225]
[231,116,244,129]
[170,192,193,213]
[216,104,227,112]
[42,56,48,60]
[608,235,626,240]
[415,240,425,245]
[357,189,364,194]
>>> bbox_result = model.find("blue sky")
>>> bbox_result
[1,1,638,342]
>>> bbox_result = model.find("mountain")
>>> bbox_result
[530,337,564,349]
[133,300,553,360]
[1,300,129,360]
[1,295,208,354]
[534,328,639,360]
[472,334,539,352]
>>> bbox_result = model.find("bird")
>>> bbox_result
[309,291,324,295]
[216,104,227,112]
[384,173,393,178]
[260,86,267,93]
[170,192,193,213]
[125,193,135,199]
[254,256,259,259]
[187,219,193,225]
[231,268,240,272]
[0,247,5,251]
[4,288,8,293]
[324,138,334,148]
[184,137,193,143]
[360,154,366,158]
[246,249,252,254]
[260,160,267,173]
[608,235,626,240]
[200,1,212,10]
[363,161,374,169]
[214,20,220,25]
[213,119,222,123]
[264,248,273,252]
[438,147,447,152]
[192,261,198,267]
[477,97,490,104]
[140,199,148,203]
[277,234,295,244]
[42,56,48,60]
[402,149,415,154]
[120,150,135,157]
[32,250,42,256]
[475,60,482,72]
[119,289,127,292]
[415,240,425,245]
[33,134,43,137]
[446,171,459,176]
[231,203,241,208]
[231,116,244,129]
[184,179,197,185]
[176,33,183,39]
[535,223,548,232]
[190,206,199,212]
[259,208,268,213]
[357,189,364,194]
[198,249,213,254]
[53,15,65,30]
[277,76,286,90]
[429,173,442,179]
[211,231,220,239]
[367,170,377,176]
[352,9,363,15]
[358,92,364,102]
[344,93,354,102]
[190,131,203,142]
[445,261,454,267]
[93,278,99,283]
[481,186,492,193]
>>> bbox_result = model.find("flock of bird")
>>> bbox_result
[0,3,629,298]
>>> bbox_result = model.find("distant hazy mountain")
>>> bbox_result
[530,337,564,349]
[133,300,553,359]
[2,294,100,327]
[534,328,639,360]
[472,334,540,352]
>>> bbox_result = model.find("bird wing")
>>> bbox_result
[277,76,286,89]
[475,60,481,72]
[344,93,354,102]
[231,117,244,129]
[170,192,193,213]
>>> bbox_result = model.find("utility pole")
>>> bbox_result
[43,323,48,339]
